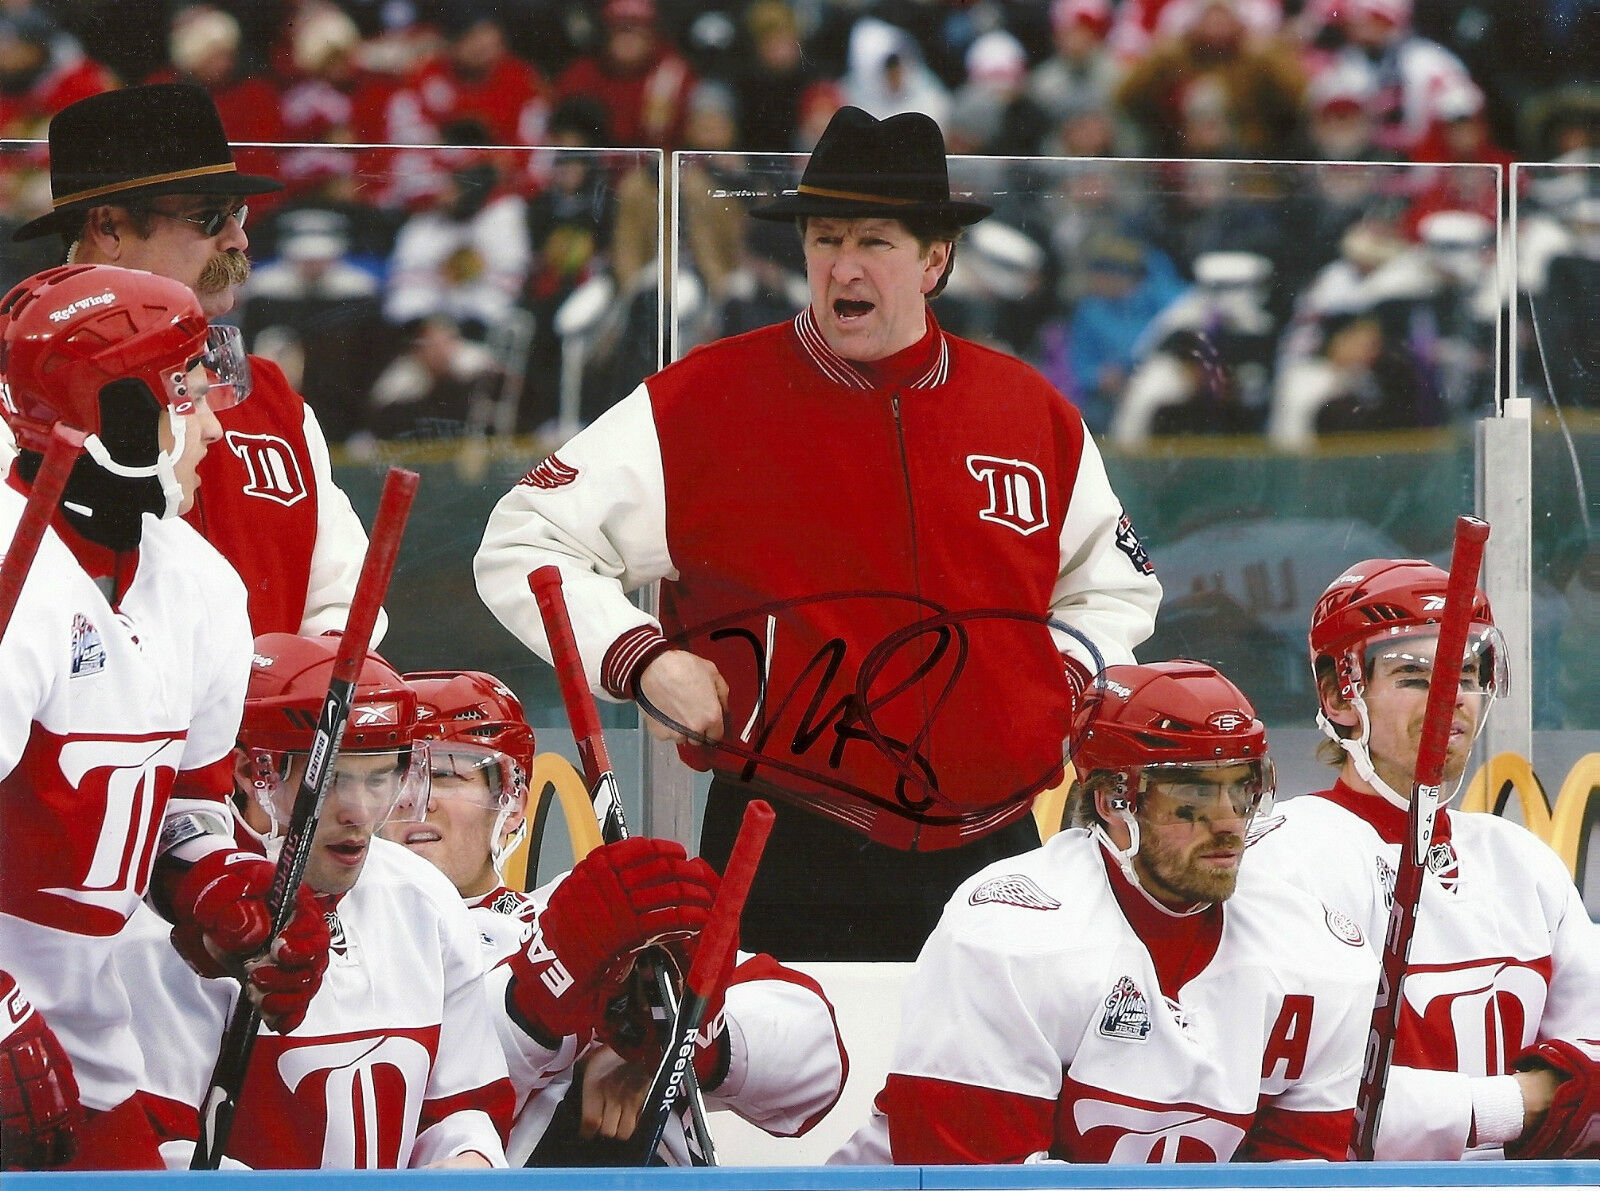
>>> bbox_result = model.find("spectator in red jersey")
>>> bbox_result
[276,4,398,197]
[149,6,284,210]
[0,7,114,138]
[555,0,697,150]
[387,6,549,151]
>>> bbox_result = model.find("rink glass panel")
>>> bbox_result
[672,153,1498,734]
[1514,161,1600,914]
[0,141,663,884]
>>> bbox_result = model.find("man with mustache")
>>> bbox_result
[1248,559,1600,1159]
[840,662,1376,1164]
[13,83,379,640]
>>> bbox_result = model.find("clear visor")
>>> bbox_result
[1136,756,1276,824]
[247,742,431,830]
[400,743,514,816]
[197,325,252,410]
[1362,624,1508,700]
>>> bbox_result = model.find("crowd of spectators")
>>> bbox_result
[0,0,1593,445]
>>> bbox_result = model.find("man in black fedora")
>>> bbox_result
[12,83,381,643]
[476,106,1161,960]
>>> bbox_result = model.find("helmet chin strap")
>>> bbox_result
[1091,810,1142,884]
[490,806,527,877]
[1317,695,1410,813]
[79,408,187,519]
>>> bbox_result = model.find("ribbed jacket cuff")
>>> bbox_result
[602,624,671,699]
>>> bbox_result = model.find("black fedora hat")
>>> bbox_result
[750,106,991,225]
[14,83,283,242]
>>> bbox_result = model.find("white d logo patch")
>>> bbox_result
[966,455,1049,537]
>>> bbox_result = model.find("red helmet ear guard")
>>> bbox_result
[1072,660,1267,776]
[1308,557,1496,706]
[405,670,534,801]
[242,633,419,754]
[0,264,209,453]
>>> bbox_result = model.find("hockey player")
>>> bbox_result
[476,104,1161,961]
[118,634,515,1169]
[0,264,329,1169]
[1249,559,1600,1159]
[386,669,848,1164]
[842,662,1376,1164]
[12,83,378,639]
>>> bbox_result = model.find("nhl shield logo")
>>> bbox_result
[1099,975,1152,1041]
[1426,840,1461,893]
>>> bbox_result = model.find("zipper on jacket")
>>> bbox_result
[891,392,928,850]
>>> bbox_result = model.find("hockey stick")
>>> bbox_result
[635,798,774,1164]
[1347,514,1490,1161]
[191,466,419,1170]
[0,424,84,646]
[527,565,718,1164]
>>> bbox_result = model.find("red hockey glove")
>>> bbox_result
[0,970,81,1170]
[244,888,332,1035]
[1505,1038,1600,1159]
[595,937,736,1089]
[508,838,717,1047]
[165,849,277,977]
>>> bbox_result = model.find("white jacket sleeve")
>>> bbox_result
[711,955,846,1136]
[475,386,674,699]
[299,404,388,644]
[1049,432,1162,673]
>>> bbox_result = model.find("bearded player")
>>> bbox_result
[838,662,1375,1164]
[0,265,329,1169]
[117,636,514,1169]
[383,670,847,1164]
[1249,559,1600,1160]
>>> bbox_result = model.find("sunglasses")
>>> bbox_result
[143,202,249,238]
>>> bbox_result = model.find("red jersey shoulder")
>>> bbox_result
[648,321,797,409]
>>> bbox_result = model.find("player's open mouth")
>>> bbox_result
[400,827,442,846]
[833,299,873,320]
[326,839,368,866]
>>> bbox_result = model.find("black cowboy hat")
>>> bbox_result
[13,83,282,243]
[750,106,991,226]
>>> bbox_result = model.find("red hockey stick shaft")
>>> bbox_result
[636,799,775,1163]
[528,564,718,1163]
[193,466,418,1170]
[528,565,626,842]
[0,424,84,646]
[1348,514,1489,1160]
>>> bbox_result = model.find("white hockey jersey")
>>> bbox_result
[469,877,847,1165]
[863,829,1375,1164]
[1249,782,1600,1159]
[0,484,251,1110]
[117,840,513,1168]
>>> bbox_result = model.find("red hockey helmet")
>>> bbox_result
[0,264,248,453]
[240,633,427,829]
[1309,557,1505,710]
[406,670,534,810]
[1072,660,1274,820]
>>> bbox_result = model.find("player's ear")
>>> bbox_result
[1318,670,1361,729]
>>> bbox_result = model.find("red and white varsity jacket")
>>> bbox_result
[185,356,381,640]
[476,310,1161,849]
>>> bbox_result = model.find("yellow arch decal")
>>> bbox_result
[1550,753,1600,881]
[1034,767,1075,842]
[1460,753,1551,840]
[501,753,607,891]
